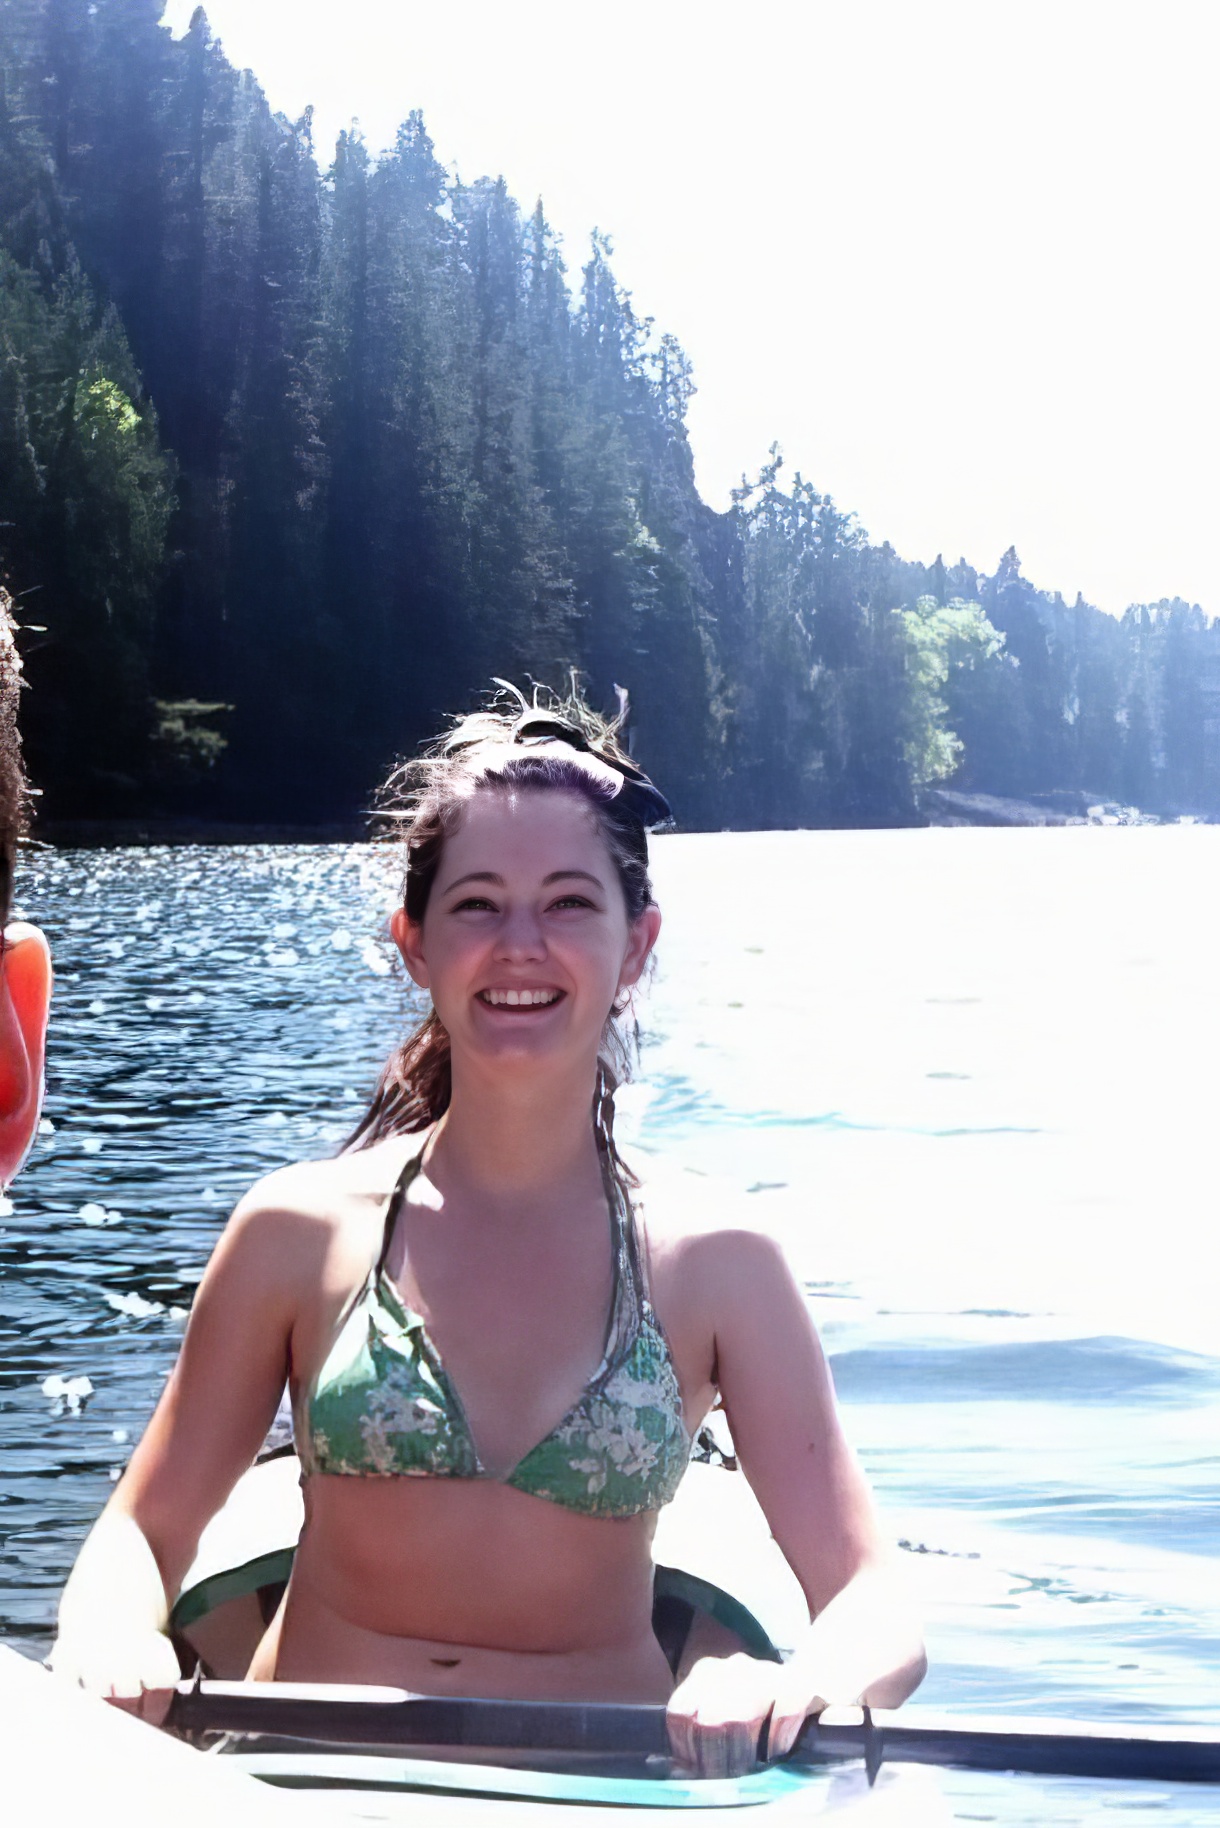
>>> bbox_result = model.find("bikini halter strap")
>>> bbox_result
[371,1133,647,1340]
[375,1145,426,1281]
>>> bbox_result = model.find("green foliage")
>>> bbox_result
[0,242,174,804]
[76,375,140,438]
[899,596,1005,784]
[0,1,1216,826]
[151,698,230,779]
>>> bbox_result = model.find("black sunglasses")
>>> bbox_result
[509,714,672,828]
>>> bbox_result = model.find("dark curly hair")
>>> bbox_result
[0,589,30,931]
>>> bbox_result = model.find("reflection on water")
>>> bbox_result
[0,844,410,1650]
[0,830,1216,1823]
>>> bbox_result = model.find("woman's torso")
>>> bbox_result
[251,1136,717,1699]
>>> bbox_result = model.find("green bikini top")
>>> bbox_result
[296,1145,692,1520]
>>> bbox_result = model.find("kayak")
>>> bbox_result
[160,1454,1220,1817]
[164,1453,895,1817]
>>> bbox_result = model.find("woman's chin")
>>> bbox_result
[468,1026,569,1063]
[457,1000,594,1065]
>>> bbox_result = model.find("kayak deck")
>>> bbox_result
[225,1748,823,1811]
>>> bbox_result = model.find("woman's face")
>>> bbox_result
[391,787,660,1075]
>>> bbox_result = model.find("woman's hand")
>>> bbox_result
[664,1226,926,1780]
[666,1649,825,1778]
[46,1624,182,1724]
[665,1557,927,1780]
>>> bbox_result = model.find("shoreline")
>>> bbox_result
[919,788,1197,828]
[33,818,368,849]
[28,796,1209,848]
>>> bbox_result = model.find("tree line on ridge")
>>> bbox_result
[1,0,1216,829]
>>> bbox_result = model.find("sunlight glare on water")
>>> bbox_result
[633,829,1220,1780]
[637,828,1218,1359]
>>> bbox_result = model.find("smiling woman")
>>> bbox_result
[49,682,925,1776]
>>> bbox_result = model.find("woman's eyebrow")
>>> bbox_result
[441,871,503,892]
[440,868,605,894]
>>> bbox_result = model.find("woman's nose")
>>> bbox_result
[493,908,547,960]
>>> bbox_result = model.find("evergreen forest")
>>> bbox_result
[1,0,1217,830]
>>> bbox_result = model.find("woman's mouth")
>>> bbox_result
[477,988,565,1009]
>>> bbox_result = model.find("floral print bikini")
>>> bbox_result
[296,1145,693,1520]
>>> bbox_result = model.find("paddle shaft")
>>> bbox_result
[808,1711,1220,1785]
[170,1684,670,1757]
[164,1684,1220,1784]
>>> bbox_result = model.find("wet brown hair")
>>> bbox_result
[346,682,667,1183]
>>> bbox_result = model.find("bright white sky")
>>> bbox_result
[161,0,1218,618]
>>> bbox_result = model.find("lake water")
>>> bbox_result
[0,829,1216,1825]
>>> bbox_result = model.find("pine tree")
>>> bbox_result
[0,249,174,807]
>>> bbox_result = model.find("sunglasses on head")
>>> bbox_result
[508,714,672,829]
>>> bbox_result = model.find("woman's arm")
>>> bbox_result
[666,1227,926,1776]
[0,922,51,1186]
[50,1184,320,1717]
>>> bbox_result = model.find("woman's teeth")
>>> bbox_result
[480,989,561,1007]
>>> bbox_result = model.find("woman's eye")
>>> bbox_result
[449,894,596,913]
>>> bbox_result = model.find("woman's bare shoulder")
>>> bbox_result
[235,1134,417,1217]
[222,1134,420,1275]
[630,1151,787,1269]
[629,1153,802,1358]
